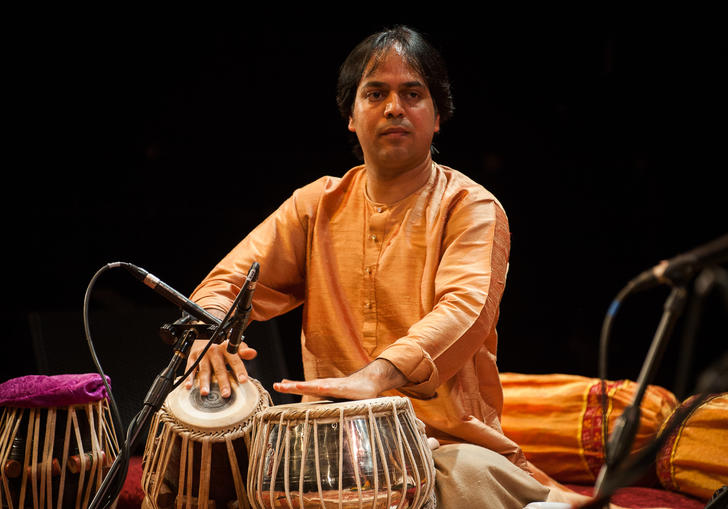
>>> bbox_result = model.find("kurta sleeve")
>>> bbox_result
[376,194,510,398]
[189,179,326,321]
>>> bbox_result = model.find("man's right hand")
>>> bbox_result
[273,358,407,401]
[184,338,257,398]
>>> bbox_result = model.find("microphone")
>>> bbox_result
[627,233,728,291]
[112,262,221,326]
[225,262,260,354]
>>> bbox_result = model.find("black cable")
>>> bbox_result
[82,264,130,507]
[598,280,638,465]
[97,410,140,508]
[83,261,253,507]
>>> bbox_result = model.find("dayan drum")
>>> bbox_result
[142,374,271,509]
[0,374,119,509]
[246,396,436,509]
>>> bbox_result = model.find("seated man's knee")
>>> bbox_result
[432,444,549,509]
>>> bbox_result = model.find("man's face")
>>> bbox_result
[348,49,440,175]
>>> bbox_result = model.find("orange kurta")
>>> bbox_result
[190,163,527,468]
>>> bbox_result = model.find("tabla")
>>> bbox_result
[246,396,436,509]
[141,374,271,509]
[0,400,118,509]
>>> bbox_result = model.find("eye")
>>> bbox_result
[366,90,384,101]
[403,89,423,103]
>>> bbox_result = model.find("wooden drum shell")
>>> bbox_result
[0,401,118,509]
[141,377,271,509]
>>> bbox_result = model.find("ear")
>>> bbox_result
[434,114,441,133]
[348,115,356,133]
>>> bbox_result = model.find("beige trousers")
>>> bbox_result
[433,444,550,509]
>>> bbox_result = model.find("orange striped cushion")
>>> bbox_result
[500,372,678,484]
[656,393,728,501]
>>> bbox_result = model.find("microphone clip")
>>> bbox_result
[159,320,218,345]
[221,262,260,354]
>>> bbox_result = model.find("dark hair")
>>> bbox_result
[336,26,455,125]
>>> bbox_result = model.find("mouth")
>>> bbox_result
[379,127,410,137]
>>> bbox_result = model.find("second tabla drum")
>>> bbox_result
[246,396,435,509]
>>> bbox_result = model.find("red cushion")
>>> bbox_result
[566,484,705,509]
[117,456,145,509]
[120,456,709,509]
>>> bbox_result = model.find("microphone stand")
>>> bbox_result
[592,259,728,505]
[582,390,713,509]
[89,326,204,509]
[588,260,728,508]
[595,284,688,498]
[88,262,259,508]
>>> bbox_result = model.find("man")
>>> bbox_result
[184,26,552,508]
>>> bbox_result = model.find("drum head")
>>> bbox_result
[166,372,261,432]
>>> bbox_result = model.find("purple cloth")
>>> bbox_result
[0,374,111,407]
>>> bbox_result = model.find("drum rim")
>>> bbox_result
[255,395,413,421]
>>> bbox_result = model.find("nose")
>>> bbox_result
[384,93,404,118]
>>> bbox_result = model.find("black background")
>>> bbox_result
[5,16,726,421]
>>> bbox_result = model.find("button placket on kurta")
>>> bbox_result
[362,204,388,354]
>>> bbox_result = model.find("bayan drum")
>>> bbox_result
[0,374,119,509]
[246,396,436,509]
[141,374,271,509]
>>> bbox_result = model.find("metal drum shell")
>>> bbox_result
[246,396,435,509]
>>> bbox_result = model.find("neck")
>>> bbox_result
[365,154,433,204]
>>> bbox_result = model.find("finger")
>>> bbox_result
[184,347,202,389]
[185,353,198,389]
[226,351,250,384]
[209,346,232,398]
[273,380,305,395]
[274,379,339,399]
[277,374,376,401]
[185,350,198,374]
[197,355,212,396]
[237,342,257,360]
[185,340,210,389]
